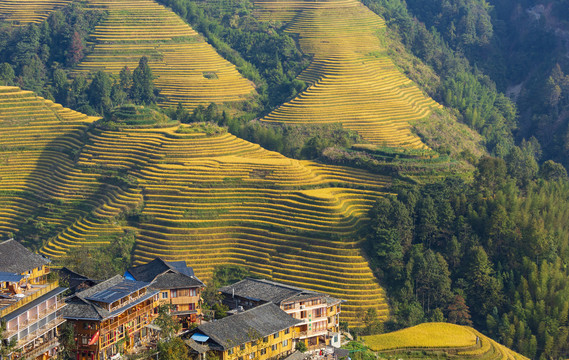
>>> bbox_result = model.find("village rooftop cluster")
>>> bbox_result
[0,239,343,360]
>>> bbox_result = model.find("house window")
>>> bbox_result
[271,344,277,351]
[228,349,234,355]
[162,292,168,299]
[284,329,289,335]
[171,290,177,298]
[300,311,307,319]
[263,337,268,343]
[240,344,246,351]
[189,303,195,311]
[282,340,288,347]
[190,289,197,296]
[260,348,266,355]
[283,303,294,310]
[82,337,89,345]
[274,332,279,339]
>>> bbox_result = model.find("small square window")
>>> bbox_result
[272,344,277,351]
[284,328,289,335]
[162,292,168,299]
[282,340,288,347]
[274,332,279,339]
[240,344,246,351]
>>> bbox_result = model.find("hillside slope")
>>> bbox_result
[0,87,389,325]
[0,0,71,25]
[257,0,441,148]
[74,0,256,110]
[0,86,99,237]
[363,323,529,360]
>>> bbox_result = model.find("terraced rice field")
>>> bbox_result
[0,86,99,234]
[257,0,440,148]
[37,123,391,325]
[73,0,255,110]
[0,0,71,25]
[363,323,528,359]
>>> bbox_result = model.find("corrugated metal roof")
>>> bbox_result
[84,280,149,304]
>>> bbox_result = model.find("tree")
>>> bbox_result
[447,294,472,325]
[155,304,181,340]
[157,337,190,360]
[0,63,15,86]
[416,196,438,248]
[475,156,507,194]
[131,56,155,104]
[67,31,84,66]
[119,65,132,90]
[88,70,112,115]
[464,246,502,323]
[0,321,16,358]
[539,160,568,181]
[295,341,307,353]
[57,322,76,360]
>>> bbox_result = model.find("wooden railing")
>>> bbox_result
[0,282,59,318]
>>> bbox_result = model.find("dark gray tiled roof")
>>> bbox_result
[127,258,172,282]
[56,267,97,292]
[196,303,302,350]
[127,258,195,282]
[0,239,50,274]
[218,278,323,305]
[151,272,204,290]
[127,258,203,290]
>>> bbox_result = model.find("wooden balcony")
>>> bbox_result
[20,338,59,360]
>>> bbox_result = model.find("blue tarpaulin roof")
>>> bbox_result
[191,333,210,342]
[0,271,23,283]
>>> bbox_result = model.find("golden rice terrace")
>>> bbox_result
[75,0,256,110]
[0,86,389,326]
[363,323,529,360]
[257,0,441,148]
[0,0,71,25]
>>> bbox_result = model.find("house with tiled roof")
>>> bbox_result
[186,303,301,360]
[0,239,66,360]
[219,278,342,349]
[0,239,50,284]
[125,258,205,327]
[63,275,159,360]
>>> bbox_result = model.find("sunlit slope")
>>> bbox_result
[0,0,71,25]
[364,323,529,360]
[75,0,255,110]
[40,124,390,325]
[257,0,440,148]
[0,86,98,235]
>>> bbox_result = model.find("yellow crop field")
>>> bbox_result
[24,114,391,325]
[75,0,255,110]
[0,86,99,234]
[256,0,441,148]
[363,322,529,359]
[0,0,71,25]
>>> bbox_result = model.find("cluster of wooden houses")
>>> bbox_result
[0,239,342,360]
